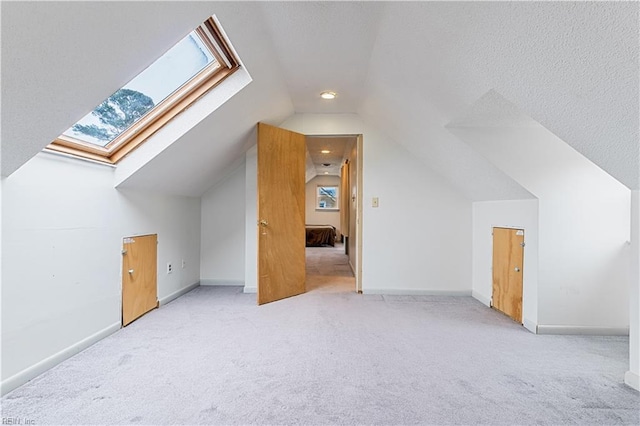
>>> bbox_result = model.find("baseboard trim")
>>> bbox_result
[523,318,537,334]
[158,282,199,306]
[243,286,257,294]
[624,371,639,391]
[201,279,245,287]
[471,291,491,307]
[1,322,121,396]
[537,325,629,336]
[364,289,471,296]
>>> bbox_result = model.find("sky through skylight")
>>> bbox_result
[62,31,217,147]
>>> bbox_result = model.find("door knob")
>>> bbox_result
[258,220,269,227]
[128,269,134,274]
[514,267,520,272]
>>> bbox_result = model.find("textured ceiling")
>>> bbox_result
[1,1,637,197]
[360,1,638,191]
[447,90,542,129]
[259,2,384,114]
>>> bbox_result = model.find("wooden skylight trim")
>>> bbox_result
[46,17,240,164]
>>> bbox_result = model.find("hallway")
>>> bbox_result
[305,243,355,293]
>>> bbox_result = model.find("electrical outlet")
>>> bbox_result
[167,263,173,274]
[182,259,186,269]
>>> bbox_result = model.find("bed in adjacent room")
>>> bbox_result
[305,224,336,247]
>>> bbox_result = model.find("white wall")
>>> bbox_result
[306,175,341,236]
[200,162,246,285]
[1,154,119,392]
[279,114,472,295]
[118,188,201,301]
[1,152,201,394]
[244,146,258,293]
[472,200,539,332]
[452,125,631,331]
[627,190,640,390]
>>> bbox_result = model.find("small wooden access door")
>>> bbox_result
[492,227,524,323]
[122,234,158,326]
[257,123,306,305]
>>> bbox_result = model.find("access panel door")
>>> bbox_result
[122,234,158,326]
[492,227,524,323]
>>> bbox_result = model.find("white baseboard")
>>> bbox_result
[243,286,257,294]
[1,322,121,396]
[363,288,471,296]
[200,279,244,287]
[158,282,199,306]
[523,318,537,334]
[624,371,639,391]
[537,325,629,336]
[471,291,491,307]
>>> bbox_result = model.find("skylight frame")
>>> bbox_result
[47,17,240,164]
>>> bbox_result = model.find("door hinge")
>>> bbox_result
[520,242,526,248]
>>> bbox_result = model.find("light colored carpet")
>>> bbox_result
[306,243,355,294]
[1,286,638,425]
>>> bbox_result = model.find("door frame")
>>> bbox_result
[354,134,363,293]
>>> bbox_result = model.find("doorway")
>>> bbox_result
[304,135,361,294]
[492,227,525,323]
[121,234,158,326]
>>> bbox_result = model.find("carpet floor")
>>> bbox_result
[306,243,355,294]
[1,287,638,424]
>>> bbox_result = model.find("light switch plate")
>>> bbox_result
[372,197,379,208]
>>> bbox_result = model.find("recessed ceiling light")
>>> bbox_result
[321,150,331,154]
[320,91,336,100]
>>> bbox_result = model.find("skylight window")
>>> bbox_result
[48,17,239,163]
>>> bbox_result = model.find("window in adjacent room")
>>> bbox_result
[317,185,339,210]
[47,16,239,163]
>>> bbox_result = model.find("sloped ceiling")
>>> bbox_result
[259,2,384,114]
[359,2,639,193]
[114,3,295,196]
[1,2,220,177]
[2,2,637,197]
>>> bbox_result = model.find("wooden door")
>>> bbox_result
[122,234,158,326]
[257,123,306,305]
[492,228,524,323]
